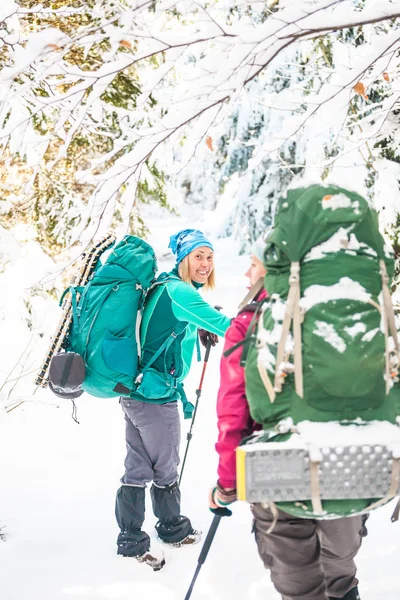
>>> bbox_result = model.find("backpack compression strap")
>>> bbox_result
[379,260,400,394]
[274,262,304,398]
[255,303,277,403]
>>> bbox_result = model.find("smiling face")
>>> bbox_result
[245,255,266,286]
[187,246,214,284]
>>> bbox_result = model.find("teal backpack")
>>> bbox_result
[241,184,400,519]
[49,235,158,399]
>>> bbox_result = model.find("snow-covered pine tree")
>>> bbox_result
[0,0,169,254]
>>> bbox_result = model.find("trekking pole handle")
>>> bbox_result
[204,335,213,363]
[204,305,223,362]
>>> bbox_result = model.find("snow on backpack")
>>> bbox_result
[39,235,158,399]
[239,184,400,520]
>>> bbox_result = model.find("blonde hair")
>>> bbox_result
[178,254,216,290]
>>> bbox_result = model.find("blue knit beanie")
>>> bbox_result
[169,229,214,265]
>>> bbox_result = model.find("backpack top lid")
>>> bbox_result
[264,183,393,272]
[98,235,157,291]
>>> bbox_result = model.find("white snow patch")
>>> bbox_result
[240,420,400,454]
[270,294,286,321]
[300,278,372,311]
[321,192,352,210]
[344,322,367,338]
[308,445,323,463]
[258,345,276,372]
[303,227,377,262]
[304,227,353,261]
[313,321,347,353]
[297,420,400,452]
[362,327,380,343]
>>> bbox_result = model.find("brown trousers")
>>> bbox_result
[251,504,367,600]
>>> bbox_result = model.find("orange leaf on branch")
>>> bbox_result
[119,40,132,49]
[206,136,214,151]
[383,72,390,82]
[353,81,368,100]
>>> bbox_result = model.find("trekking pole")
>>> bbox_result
[184,508,231,600]
[179,306,222,487]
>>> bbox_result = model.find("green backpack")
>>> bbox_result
[52,235,158,398]
[242,184,400,518]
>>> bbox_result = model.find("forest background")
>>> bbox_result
[1,0,400,409]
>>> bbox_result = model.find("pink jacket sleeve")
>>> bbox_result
[215,312,255,489]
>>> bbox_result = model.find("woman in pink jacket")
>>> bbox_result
[211,237,267,492]
[209,236,365,600]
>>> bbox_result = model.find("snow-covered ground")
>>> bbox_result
[1,207,400,600]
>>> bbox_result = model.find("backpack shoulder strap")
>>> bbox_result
[223,299,265,363]
[238,277,264,311]
[139,320,187,377]
[239,300,265,367]
[138,273,188,377]
[145,272,180,301]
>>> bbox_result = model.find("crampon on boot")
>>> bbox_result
[166,528,202,548]
[136,546,165,571]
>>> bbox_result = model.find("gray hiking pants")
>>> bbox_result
[115,398,192,556]
[251,504,367,600]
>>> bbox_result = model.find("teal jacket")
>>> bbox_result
[132,268,231,416]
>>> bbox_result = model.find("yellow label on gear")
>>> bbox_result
[236,447,247,501]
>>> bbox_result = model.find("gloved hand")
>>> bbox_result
[209,481,236,516]
[198,329,219,348]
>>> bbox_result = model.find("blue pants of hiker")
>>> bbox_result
[115,398,192,557]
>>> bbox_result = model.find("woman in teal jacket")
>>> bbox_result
[115,229,230,569]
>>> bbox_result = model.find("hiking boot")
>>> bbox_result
[165,528,202,548]
[329,587,360,600]
[136,546,165,571]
